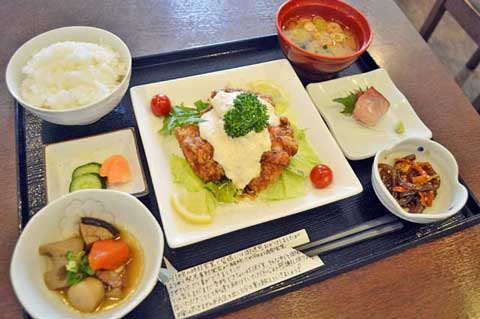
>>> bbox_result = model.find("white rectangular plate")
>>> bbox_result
[130,59,362,248]
[45,128,148,202]
[306,68,432,160]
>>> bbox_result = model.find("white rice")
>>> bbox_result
[21,41,126,110]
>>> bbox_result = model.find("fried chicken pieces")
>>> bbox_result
[174,124,225,182]
[174,91,298,194]
[246,117,297,193]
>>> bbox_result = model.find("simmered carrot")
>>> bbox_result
[100,155,132,184]
[88,239,131,271]
[392,186,407,193]
[412,175,429,185]
[419,191,433,207]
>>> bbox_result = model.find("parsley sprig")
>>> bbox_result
[159,100,210,135]
[223,93,269,138]
[65,250,94,286]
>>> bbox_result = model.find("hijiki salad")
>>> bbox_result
[150,82,333,223]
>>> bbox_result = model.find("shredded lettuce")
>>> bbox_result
[170,155,240,206]
[259,126,320,200]
[205,181,239,203]
[170,155,204,192]
[259,170,306,200]
[286,127,321,176]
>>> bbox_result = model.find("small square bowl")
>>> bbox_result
[372,138,468,223]
[45,128,148,202]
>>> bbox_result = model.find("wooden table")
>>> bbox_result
[2,1,480,318]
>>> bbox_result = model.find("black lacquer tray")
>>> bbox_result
[15,35,480,319]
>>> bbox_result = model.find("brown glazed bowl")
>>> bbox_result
[276,0,372,77]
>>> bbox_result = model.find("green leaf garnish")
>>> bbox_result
[159,103,205,135]
[333,87,368,115]
[65,250,94,286]
[333,91,358,115]
[223,93,269,138]
[194,99,210,112]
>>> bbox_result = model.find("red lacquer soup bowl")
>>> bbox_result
[276,0,372,76]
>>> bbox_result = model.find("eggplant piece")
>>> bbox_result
[407,169,418,182]
[80,217,119,245]
[431,176,441,191]
[378,163,395,191]
[408,197,425,214]
[39,237,84,290]
[398,190,416,198]
[396,170,434,192]
[397,196,414,207]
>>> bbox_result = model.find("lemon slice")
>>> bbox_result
[247,80,289,114]
[171,193,214,224]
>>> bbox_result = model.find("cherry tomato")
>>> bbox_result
[310,164,333,189]
[150,94,171,116]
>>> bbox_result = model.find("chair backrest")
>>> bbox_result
[465,0,480,15]
[446,0,480,45]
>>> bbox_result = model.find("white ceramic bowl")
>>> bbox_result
[6,26,132,125]
[10,190,163,319]
[372,138,468,223]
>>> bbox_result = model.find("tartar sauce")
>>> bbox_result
[198,90,279,189]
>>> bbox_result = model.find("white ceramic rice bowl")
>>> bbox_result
[5,26,132,125]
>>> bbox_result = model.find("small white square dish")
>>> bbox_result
[45,128,148,202]
[130,59,363,248]
[306,68,432,160]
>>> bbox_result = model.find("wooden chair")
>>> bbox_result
[420,0,480,110]
[420,0,480,70]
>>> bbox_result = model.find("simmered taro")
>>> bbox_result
[39,217,143,313]
[378,154,440,213]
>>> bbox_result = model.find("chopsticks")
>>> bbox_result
[158,215,403,285]
[295,215,403,257]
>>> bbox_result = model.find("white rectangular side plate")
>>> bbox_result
[306,68,432,160]
[45,128,148,202]
[130,59,363,248]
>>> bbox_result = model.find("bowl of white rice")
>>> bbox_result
[6,26,132,125]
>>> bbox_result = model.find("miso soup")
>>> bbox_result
[283,15,357,57]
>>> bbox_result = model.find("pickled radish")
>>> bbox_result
[100,155,132,184]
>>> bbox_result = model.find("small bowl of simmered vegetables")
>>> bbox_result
[10,189,163,318]
[372,138,468,224]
